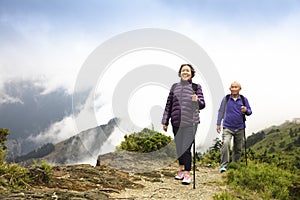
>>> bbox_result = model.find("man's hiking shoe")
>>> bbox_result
[175,170,184,180]
[181,173,191,185]
[220,166,226,173]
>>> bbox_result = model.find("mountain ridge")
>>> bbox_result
[9,118,120,166]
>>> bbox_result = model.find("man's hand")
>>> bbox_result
[216,125,221,133]
[241,106,247,113]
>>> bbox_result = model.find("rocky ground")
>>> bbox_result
[0,164,227,200]
[0,152,228,199]
[109,163,227,200]
[0,164,141,199]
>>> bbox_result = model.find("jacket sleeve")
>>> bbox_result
[216,97,226,125]
[196,84,205,110]
[161,90,173,126]
[244,97,252,116]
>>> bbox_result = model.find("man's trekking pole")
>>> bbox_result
[244,131,248,166]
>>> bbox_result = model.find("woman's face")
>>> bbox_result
[180,65,192,81]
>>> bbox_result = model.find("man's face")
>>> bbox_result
[230,82,241,95]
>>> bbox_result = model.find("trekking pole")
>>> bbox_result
[192,102,196,189]
[192,106,196,189]
[193,135,196,189]
[191,85,198,189]
[244,131,248,166]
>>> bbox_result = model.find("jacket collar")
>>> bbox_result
[180,79,193,85]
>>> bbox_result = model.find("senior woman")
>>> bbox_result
[162,64,205,185]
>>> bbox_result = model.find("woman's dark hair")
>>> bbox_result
[178,64,195,78]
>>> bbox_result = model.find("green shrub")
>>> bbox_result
[31,160,53,184]
[225,162,297,200]
[0,160,53,190]
[0,128,53,190]
[199,150,220,167]
[117,128,176,159]
[213,192,239,200]
[118,128,172,153]
[0,149,7,165]
[226,162,240,170]
[197,137,221,167]
[0,162,31,190]
[0,129,31,190]
[0,128,9,165]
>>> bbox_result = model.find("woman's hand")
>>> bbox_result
[192,94,198,102]
[163,125,168,132]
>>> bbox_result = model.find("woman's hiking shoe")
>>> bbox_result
[181,173,191,185]
[220,166,226,173]
[175,170,184,180]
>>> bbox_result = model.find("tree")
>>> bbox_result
[294,135,300,147]
[269,146,276,154]
[0,128,10,163]
[14,143,55,163]
[210,137,222,151]
[289,128,294,138]
[279,141,286,148]
[246,131,265,148]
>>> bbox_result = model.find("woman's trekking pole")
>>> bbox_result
[193,136,196,189]
[192,102,196,189]
[192,86,198,189]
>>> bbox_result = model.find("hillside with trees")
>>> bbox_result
[1,120,300,199]
[246,121,300,170]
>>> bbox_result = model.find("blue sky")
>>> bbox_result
[1,0,300,151]
[1,0,299,39]
[1,0,299,51]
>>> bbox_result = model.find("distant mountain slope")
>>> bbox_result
[12,118,120,166]
[246,120,300,169]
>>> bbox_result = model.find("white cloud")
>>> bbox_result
[28,116,76,145]
[0,20,98,95]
